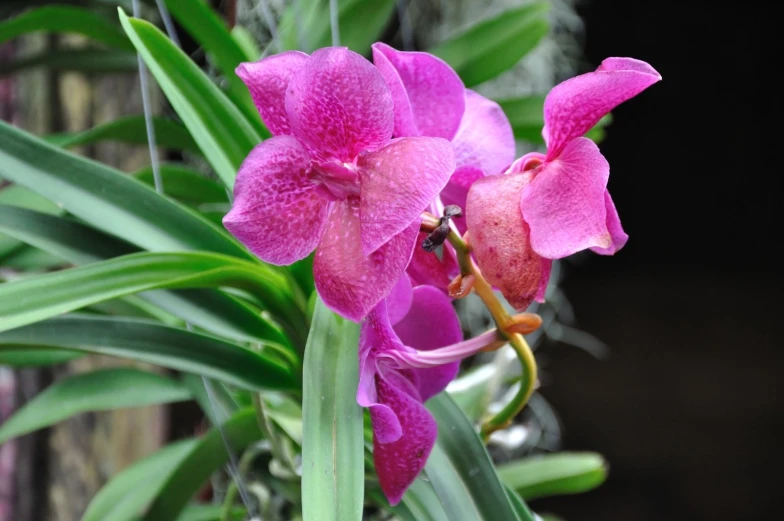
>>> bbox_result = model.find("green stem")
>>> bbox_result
[444,226,538,439]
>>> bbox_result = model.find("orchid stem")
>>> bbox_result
[443,225,538,440]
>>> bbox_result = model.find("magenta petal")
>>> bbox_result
[451,90,516,176]
[590,190,628,255]
[535,258,553,302]
[235,51,309,136]
[466,172,548,311]
[387,274,413,326]
[223,136,328,265]
[522,137,614,259]
[440,166,484,235]
[543,57,661,158]
[394,286,462,401]
[372,43,465,140]
[314,198,419,321]
[285,47,393,162]
[359,137,455,255]
[372,372,437,506]
[406,232,456,290]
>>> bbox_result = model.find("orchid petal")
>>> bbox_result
[359,137,455,255]
[314,198,418,321]
[406,232,457,290]
[372,43,465,140]
[451,90,516,175]
[521,137,615,259]
[236,51,308,136]
[372,372,437,506]
[394,286,462,401]
[590,190,629,255]
[440,166,484,235]
[543,57,661,158]
[387,274,413,326]
[223,136,328,265]
[285,47,393,162]
[466,172,548,311]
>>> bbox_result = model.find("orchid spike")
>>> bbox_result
[372,43,516,289]
[223,47,455,321]
[467,57,661,310]
[357,276,462,505]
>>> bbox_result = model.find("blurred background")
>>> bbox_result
[1,1,778,521]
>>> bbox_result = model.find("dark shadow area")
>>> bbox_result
[534,2,781,520]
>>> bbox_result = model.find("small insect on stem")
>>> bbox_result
[422,204,462,252]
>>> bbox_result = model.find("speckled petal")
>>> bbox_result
[285,47,393,162]
[466,172,548,311]
[235,51,309,135]
[313,198,419,321]
[358,137,455,255]
[223,136,328,265]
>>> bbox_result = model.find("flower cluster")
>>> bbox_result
[225,45,659,504]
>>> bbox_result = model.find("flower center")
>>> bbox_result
[310,160,361,201]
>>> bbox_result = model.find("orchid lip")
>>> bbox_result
[309,160,361,201]
[378,329,504,369]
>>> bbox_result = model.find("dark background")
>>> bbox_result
[535,2,781,520]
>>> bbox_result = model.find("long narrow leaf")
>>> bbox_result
[498,452,608,501]
[45,115,199,152]
[425,393,528,521]
[81,439,198,521]
[0,368,191,443]
[0,119,250,258]
[0,347,83,367]
[302,298,364,521]
[0,5,133,50]
[119,10,262,189]
[162,0,266,136]
[429,3,549,87]
[0,205,291,347]
[141,409,261,521]
[0,49,137,76]
[0,251,304,341]
[133,165,227,205]
[0,315,297,391]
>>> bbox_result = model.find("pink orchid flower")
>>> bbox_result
[224,47,455,320]
[358,275,462,505]
[372,43,516,289]
[466,58,661,310]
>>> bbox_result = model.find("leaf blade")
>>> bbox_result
[0,315,297,391]
[0,368,191,443]
[301,298,364,521]
[498,452,608,501]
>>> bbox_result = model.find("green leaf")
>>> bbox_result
[301,298,364,521]
[0,368,190,443]
[133,165,227,205]
[279,0,395,55]
[429,3,550,87]
[0,181,62,259]
[0,49,137,75]
[0,205,291,348]
[162,0,267,137]
[0,5,133,50]
[82,438,199,521]
[0,251,304,343]
[119,10,262,189]
[0,347,83,367]
[505,486,537,521]
[498,452,608,501]
[376,477,449,521]
[0,119,250,258]
[497,96,613,144]
[0,315,297,391]
[45,115,199,153]
[141,409,261,521]
[231,25,261,61]
[425,393,528,521]
[175,505,245,521]
[1,245,65,270]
